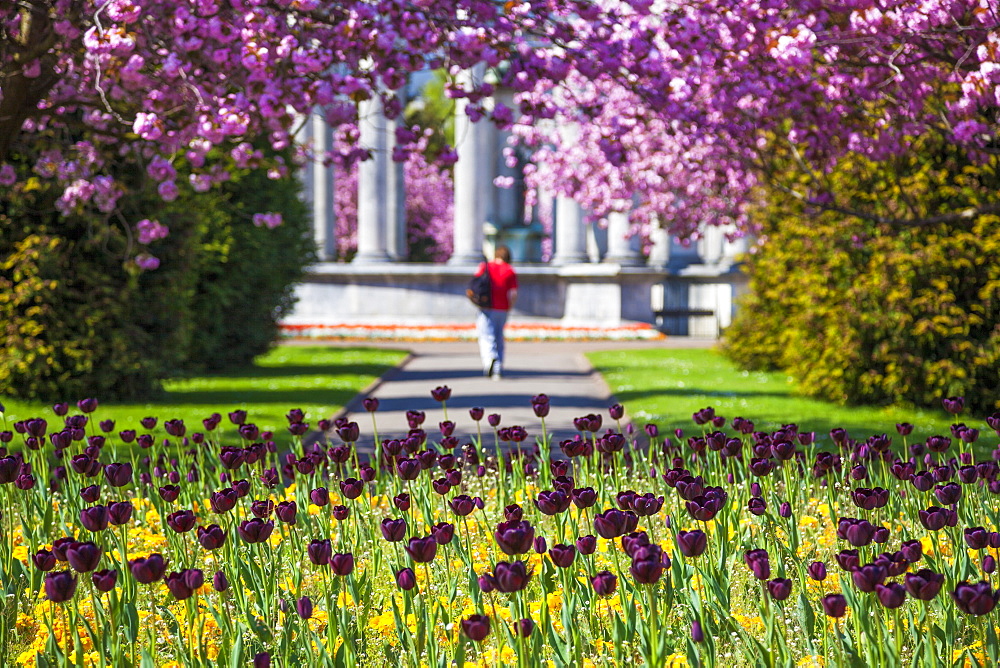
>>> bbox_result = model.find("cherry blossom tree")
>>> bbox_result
[2,0,998,254]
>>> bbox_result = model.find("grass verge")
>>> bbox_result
[0,345,407,435]
[587,348,979,449]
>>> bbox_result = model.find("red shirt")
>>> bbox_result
[476,261,518,310]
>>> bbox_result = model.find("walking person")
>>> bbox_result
[475,245,518,379]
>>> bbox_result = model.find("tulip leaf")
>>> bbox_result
[123,601,140,642]
[139,650,155,668]
[229,632,243,668]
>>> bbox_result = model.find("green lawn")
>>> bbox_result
[0,346,407,436]
[588,348,981,449]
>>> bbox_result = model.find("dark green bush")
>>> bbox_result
[0,150,313,400]
[724,148,1000,414]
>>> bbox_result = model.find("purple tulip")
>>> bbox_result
[875,583,906,609]
[821,594,848,618]
[852,564,887,593]
[404,536,438,563]
[308,539,332,566]
[535,490,571,515]
[209,488,238,514]
[396,567,417,591]
[691,620,705,643]
[213,570,230,592]
[591,570,618,596]
[254,652,270,668]
[494,520,535,555]
[197,525,227,550]
[66,542,102,573]
[381,518,407,542]
[237,519,274,544]
[951,581,999,616]
[44,571,78,602]
[32,549,57,572]
[744,549,771,580]
[461,615,490,642]
[919,506,957,531]
[491,560,533,593]
[108,501,133,526]
[808,561,827,581]
[165,569,204,600]
[167,510,196,534]
[330,553,354,576]
[296,596,313,620]
[677,530,708,558]
[80,505,110,532]
[965,527,990,550]
[767,578,792,601]
[431,522,455,545]
[576,535,598,555]
[275,501,297,525]
[548,544,577,568]
[91,569,117,593]
[129,554,167,584]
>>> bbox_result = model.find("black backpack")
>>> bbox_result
[466,265,492,308]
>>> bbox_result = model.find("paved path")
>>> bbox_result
[323,338,715,451]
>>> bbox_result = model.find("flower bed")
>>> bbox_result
[1,393,999,667]
[280,322,666,342]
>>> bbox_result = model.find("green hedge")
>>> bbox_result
[0,151,313,401]
[724,149,1000,414]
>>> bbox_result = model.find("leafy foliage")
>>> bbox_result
[724,145,1000,413]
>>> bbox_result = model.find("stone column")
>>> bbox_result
[551,196,588,265]
[449,65,486,265]
[386,90,408,261]
[646,225,671,268]
[353,96,392,264]
[604,211,643,266]
[311,113,336,261]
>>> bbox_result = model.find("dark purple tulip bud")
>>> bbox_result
[380,517,407,542]
[52,402,69,416]
[852,563,887,593]
[108,501,133,526]
[965,527,990,550]
[461,614,491,642]
[576,535,597,555]
[569,487,597,510]
[767,578,792,601]
[308,539,332,566]
[45,571,78,602]
[275,501,297,525]
[778,502,792,518]
[165,570,197,600]
[254,652,270,668]
[431,522,455,545]
[329,553,354,576]
[237,519,274,544]
[533,536,547,554]
[677,530,708,558]
[504,504,523,522]
[644,423,659,438]
[900,539,923,563]
[478,575,496,593]
[591,570,617,596]
[691,620,704,643]
[548,544,577,568]
[934,482,961,505]
[396,567,417,591]
[469,407,485,421]
[405,410,426,429]
[744,549,771,580]
[91,569,117,593]
[395,458,421,481]
[494,520,535,555]
[295,595,313,620]
[251,500,274,518]
[394,493,411,512]
[167,510,196,533]
[449,495,476,517]
[33,548,57,572]
[103,462,132,487]
[951,581,999,616]
[79,485,100,503]
[983,555,998,574]
[361,397,379,413]
[197,525,227,550]
[872,583,906,609]
[821,594,847,618]
[14,472,34,489]
[209,488,238,514]
[808,561,827,581]
[438,421,456,438]
[608,403,625,420]
[747,497,767,516]
[630,555,665,585]
[594,509,630,539]
[157,484,180,502]
[919,506,956,531]
[76,398,98,413]
[488,414,501,427]
[896,422,914,436]
[515,618,534,638]
[233,478,252,497]
[430,385,452,402]
[432,479,451,495]
[492,560,533,592]
[80,505,110,532]
[904,569,944,600]
[942,396,965,415]
[51,537,75,562]
[872,526,890,544]
[337,477,363,500]
[129,554,167,584]
[331,505,350,520]
[404,536,438,563]
[163,419,186,438]
[213,570,229,592]
[534,490,571,516]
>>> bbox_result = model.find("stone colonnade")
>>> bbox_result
[301,78,744,270]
